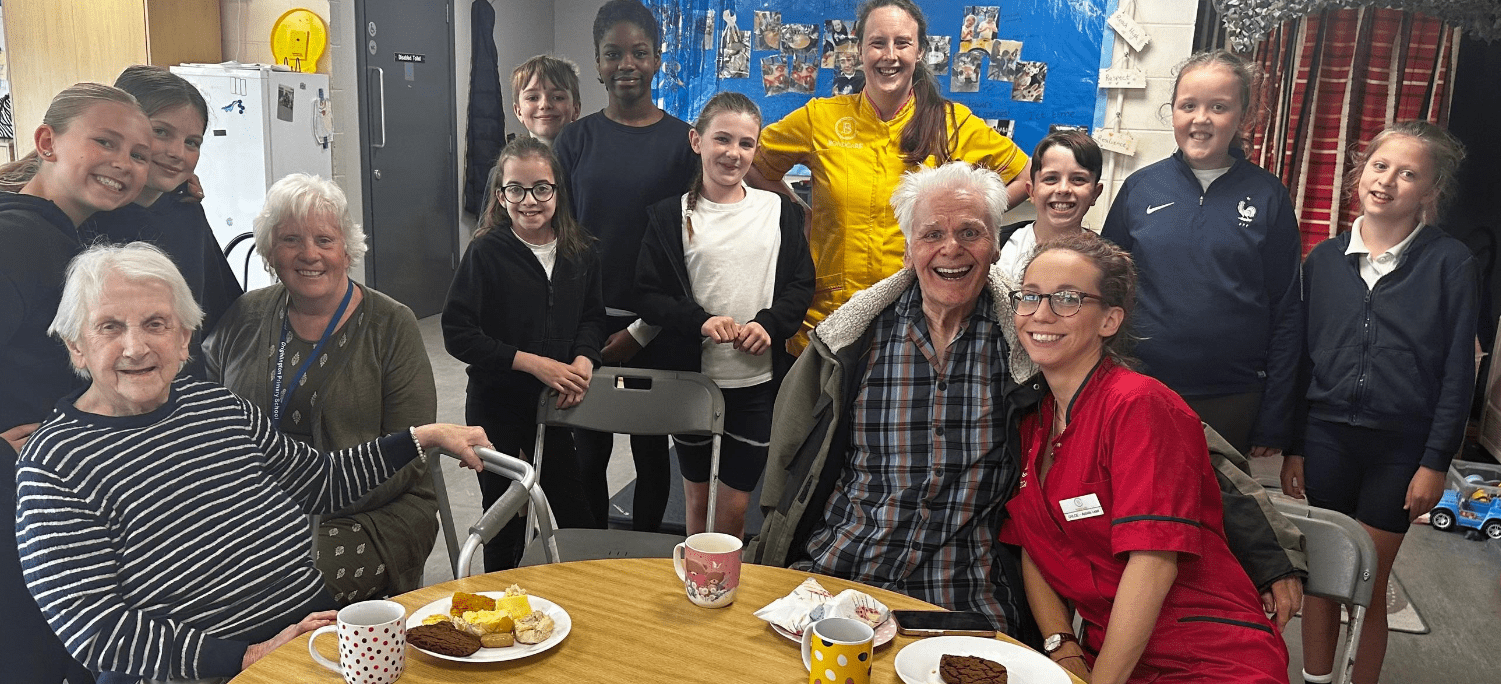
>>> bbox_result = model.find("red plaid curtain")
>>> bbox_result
[1245,8,1460,255]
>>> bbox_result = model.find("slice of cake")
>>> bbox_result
[449,591,496,617]
[939,654,1008,684]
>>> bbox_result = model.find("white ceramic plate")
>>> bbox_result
[893,635,1070,684]
[405,592,571,663]
[770,618,899,648]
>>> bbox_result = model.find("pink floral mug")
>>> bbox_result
[672,532,743,608]
[308,599,406,684]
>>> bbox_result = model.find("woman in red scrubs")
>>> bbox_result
[999,233,1288,684]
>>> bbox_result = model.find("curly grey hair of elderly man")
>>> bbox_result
[252,172,370,276]
[48,242,205,378]
[888,161,1010,246]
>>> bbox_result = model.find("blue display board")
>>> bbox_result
[648,0,1107,155]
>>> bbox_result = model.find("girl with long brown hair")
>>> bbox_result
[442,136,605,570]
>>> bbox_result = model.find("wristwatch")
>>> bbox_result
[1043,632,1078,655]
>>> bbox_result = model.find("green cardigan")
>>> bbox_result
[202,282,440,594]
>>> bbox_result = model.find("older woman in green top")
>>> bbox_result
[204,173,439,603]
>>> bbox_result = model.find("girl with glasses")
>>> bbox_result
[442,136,606,570]
[1001,232,1288,684]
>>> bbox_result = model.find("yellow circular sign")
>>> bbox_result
[270,8,328,73]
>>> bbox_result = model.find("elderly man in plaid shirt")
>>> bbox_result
[746,161,1039,634]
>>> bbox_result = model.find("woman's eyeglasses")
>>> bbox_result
[501,182,556,204]
[1010,290,1105,317]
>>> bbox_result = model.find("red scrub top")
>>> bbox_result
[1000,360,1287,683]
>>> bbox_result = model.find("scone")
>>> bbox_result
[408,622,482,657]
[939,654,1008,684]
[513,609,556,644]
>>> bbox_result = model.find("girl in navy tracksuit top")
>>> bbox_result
[442,136,606,570]
[1102,50,1302,460]
[1284,121,1475,684]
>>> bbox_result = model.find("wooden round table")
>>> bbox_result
[234,558,1081,683]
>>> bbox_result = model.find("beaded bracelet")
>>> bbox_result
[409,426,426,462]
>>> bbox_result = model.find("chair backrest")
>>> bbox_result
[223,231,257,291]
[536,368,725,436]
[1271,498,1378,608]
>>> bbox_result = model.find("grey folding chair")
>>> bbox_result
[523,367,725,561]
[430,447,559,579]
[1272,498,1379,684]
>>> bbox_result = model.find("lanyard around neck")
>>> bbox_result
[273,280,355,423]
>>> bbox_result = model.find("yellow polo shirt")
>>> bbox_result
[755,92,1027,354]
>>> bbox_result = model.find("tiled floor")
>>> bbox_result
[415,314,1501,682]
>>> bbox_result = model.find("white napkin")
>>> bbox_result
[754,577,891,636]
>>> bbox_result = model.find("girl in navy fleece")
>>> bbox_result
[442,137,606,570]
[88,66,243,380]
[1284,122,1474,684]
[1102,50,1302,461]
[1,83,153,684]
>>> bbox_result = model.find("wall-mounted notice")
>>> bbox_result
[649,0,1108,155]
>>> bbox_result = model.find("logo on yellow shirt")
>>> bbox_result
[835,116,856,140]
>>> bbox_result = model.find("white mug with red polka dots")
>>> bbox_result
[308,599,407,684]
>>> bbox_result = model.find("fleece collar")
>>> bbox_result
[809,264,1039,384]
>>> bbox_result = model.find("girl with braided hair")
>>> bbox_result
[636,92,814,537]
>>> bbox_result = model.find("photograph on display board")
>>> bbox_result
[1049,123,1088,134]
[984,118,1016,139]
[830,47,862,95]
[790,49,819,94]
[754,11,782,51]
[719,10,750,79]
[960,6,999,52]
[701,10,715,50]
[1013,61,1048,102]
[781,23,817,52]
[951,49,984,93]
[925,35,951,76]
[821,19,854,68]
[988,40,1022,81]
[761,54,789,96]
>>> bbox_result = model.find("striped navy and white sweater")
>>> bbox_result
[15,379,420,681]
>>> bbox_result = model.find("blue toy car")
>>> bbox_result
[1429,486,1501,539]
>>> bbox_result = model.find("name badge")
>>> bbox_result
[1059,494,1104,521]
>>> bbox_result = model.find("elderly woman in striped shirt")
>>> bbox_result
[14,242,488,683]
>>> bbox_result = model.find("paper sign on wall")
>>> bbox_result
[1107,9,1151,52]
[1098,67,1146,89]
[1093,128,1137,156]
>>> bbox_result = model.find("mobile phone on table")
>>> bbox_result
[892,610,997,637]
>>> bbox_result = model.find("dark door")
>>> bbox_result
[355,0,458,317]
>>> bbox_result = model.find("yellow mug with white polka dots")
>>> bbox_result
[800,617,874,684]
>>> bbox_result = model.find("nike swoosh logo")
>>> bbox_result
[1146,202,1175,215]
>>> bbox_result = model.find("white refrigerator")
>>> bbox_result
[171,63,334,291]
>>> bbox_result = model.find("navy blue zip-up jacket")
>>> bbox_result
[1102,149,1303,449]
[1300,225,1478,471]
[441,227,606,425]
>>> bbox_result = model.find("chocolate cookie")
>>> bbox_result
[408,622,482,657]
[939,654,1008,684]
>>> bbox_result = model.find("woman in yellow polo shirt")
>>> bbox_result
[748,0,1029,354]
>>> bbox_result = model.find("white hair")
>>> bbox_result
[252,173,368,276]
[889,161,1009,246]
[49,242,204,377]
